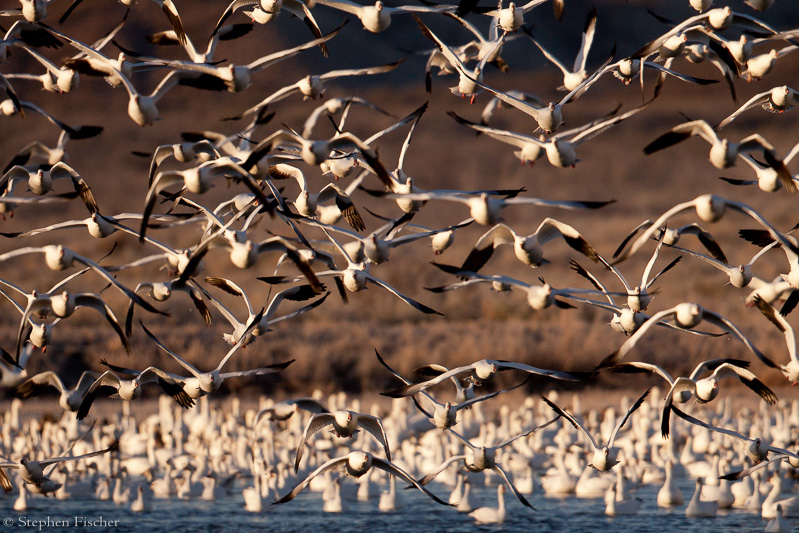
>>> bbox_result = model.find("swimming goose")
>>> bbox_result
[273,450,450,505]
[765,503,793,532]
[611,194,799,264]
[15,370,101,412]
[541,389,649,471]
[294,410,391,472]
[685,477,718,518]
[597,302,775,370]
[657,460,684,507]
[469,484,506,524]
[528,6,597,92]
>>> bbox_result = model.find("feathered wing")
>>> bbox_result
[274,455,349,504]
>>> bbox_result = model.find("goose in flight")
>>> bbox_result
[431,261,617,311]
[667,403,799,466]
[124,278,211,337]
[750,295,799,383]
[77,367,194,420]
[210,0,327,55]
[123,26,342,94]
[267,163,365,231]
[382,355,589,398]
[200,277,327,345]
[470,0,564,33]
[448,98,650,168]
[415,420,560,508]
[668,242,776,288]
[231,59,403,121]
[596,302,776,370]
[0,97,101,137]
[15,370,101,412]
[293,410,391,472]
[109,315,294,399]
[4,45,78,93]
[252,397,329,425]
[541,389,650,471]
[454,220,599,274]
[715,85,797,130]
[312,227,442,314]
[611,194,799,264]
[273,450,451,506]
[612,219,727,263]
[59,0,187,44]
[375,348,528,430]
[643,120,793,191]
[0,440,118,491]
[659,361,776,437]
[415,15,505,104]
[456,43,616,134]
[314,0,455,33]
[0,245,165,317]
[528,6,597,91]
[719,144,799,194]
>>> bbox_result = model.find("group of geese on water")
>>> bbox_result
[1,0,799,529]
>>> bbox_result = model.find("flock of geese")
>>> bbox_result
[1,0,799,529]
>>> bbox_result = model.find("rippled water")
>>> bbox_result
[0,475,780,533]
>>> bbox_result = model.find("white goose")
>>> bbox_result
[468,484,506,524]
[685,478,718,518]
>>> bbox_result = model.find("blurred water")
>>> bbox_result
[0,475,780,532]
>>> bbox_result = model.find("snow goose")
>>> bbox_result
[313,0,455,33]
[130,483,152,512]
[132,313,294,399]
[660,362,776,438]
[59,0,186,43]
[750,295,799,383]
[715,86,797,130]
[719,151,799,193]
[667,404,799,465]
[668,242,775,288]
[685,477,718,518]
[605,484,642,516]
[541,389,649,471]
[0,245,164,316]
[267,164,364,231]
[611,194,799,264]
[474,0,563,33]
[0,439,117,489]
[210,0,326,54]
[124,278,211,337]
[311,227,442,314]
[76,368,194,420]
[453,219,599,274]
[414,15,504,104]
[122,26,341,94]
[273,450,450,506]
[612,219,727,263]
[1,161,96,201]
[376,349,531,431]
[15,371,101,412]
[448,98,650,168]
[293,410,391,472]
[597,301,775,371]
[416,422,558,509]
[657,459,684,507]
[469,484,506,524]
[5,45,78,92]
[528,7,597,91]
[741,47,795,81]
[232,58,401,122]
